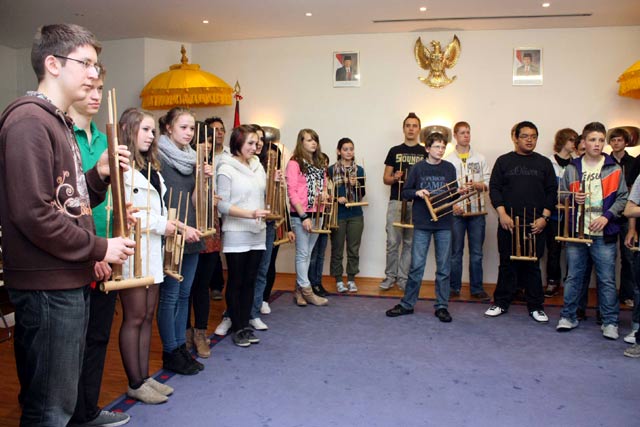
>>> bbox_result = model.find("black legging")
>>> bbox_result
[119,284,159,387]
[188,251,218,330]
[226,250,264,332]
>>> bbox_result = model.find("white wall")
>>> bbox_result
[191,26,640,284]
[0,45,18,110]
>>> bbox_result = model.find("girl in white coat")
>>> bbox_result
[118,108,179,404]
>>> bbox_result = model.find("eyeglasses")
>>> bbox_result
[53,55,101,75]
[518,133,538,141]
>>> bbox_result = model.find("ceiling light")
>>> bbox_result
[305,12,312,17]
[202,20,209,24]
[419,7,427,12]
[542,2,550,7]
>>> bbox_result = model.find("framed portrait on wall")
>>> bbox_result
[334,51,360,87]
[513,48,543,86]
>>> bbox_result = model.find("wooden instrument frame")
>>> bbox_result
[343,160,368,208]
[265,142,285,221]
[162,188,187,282]
[392,161,414,229]
[194,125,216,238]
[555,188,593,245]
[424,176,477,222]
[101,89,155,292]
[510,208,538,261]
[310,179,336,234]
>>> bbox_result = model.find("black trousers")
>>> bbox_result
[188,251,217,330]
[494,227,545,312]
[263,244,280,301]
[226,250,264,332]
[545,219,563,283]
[70,287,117,423]
[208,251,225,292]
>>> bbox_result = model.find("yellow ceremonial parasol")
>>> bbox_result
[140,46,233,109]
[618,60,640,99]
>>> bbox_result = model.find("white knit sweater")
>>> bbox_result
[216,155,267,234]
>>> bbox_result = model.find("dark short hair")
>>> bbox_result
[204,116,225,130]
[553,128,578,153]
[454,121,470,134]
[523,53,532,59]
[426,132,447,149]
[608,127,630,145]
[31,24,101,82]
[229,124,257,156]
[515,121,538,138]
[582,122,607,138]
[403,112,421,129]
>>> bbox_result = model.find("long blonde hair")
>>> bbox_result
[291,128,326,174]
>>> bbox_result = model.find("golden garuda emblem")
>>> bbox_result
[414,35,461,88]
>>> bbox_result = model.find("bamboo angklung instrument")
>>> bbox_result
[101,89,154,292]
[460,165,487,217]
[265,141,284,221]
[510,207,538,261]
[310,180,333,234]
[424,176,477,222]
[195,125,216,237]
[344,159,368,208]
[163,189,185,281]
[555,176,593,244]
[392,160,414,229]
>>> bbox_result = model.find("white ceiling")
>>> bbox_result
[1,0,639,49]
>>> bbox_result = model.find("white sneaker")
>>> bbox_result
[623,329,638,344]
[260,301,271,315]
[530,310,549,323]
[484,305,506,317]
[214,317,232,336]
[249,317,268,331]
[379,278,395,290]
[347,281,358,292]
[556,317,578,331]
[601,324,619,340]
[336,281,348,293]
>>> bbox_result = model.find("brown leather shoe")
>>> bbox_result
[301,286,328,306]
[193,328,211,358]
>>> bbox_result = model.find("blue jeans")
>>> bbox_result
[291,217,319,288]
[400,228,451,310]
[561,238,620,325]
[252,221,276,319]
[157,252,199,352]
[450,215,486,293]
[308,233,328,285]
[9,286,90,427]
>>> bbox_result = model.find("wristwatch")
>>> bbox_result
[541,214,550,223]
[299,213,309,221]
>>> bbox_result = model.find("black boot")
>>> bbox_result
[312,284,329,297]
[180,344,204,371]
[163,349,198,375]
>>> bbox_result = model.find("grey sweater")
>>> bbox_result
[160,161,205,254]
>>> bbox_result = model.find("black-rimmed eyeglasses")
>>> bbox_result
[53,55,102,75]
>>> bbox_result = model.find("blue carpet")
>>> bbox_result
[108,292,638,426]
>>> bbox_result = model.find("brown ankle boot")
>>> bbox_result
[193,329,211,358]
[294,287,307,306]
[185,328,194,352]
[301,286,328,306]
